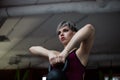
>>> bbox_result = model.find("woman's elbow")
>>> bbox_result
[85,24,95,33]
[86,24,95,30]
[29,46,37,54]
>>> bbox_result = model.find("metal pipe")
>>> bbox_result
[0,1,120,17]
[89,54,120,61]
[88,53,120,67]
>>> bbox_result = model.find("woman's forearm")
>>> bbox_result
[61,24,95,57]
[29,46,50,57]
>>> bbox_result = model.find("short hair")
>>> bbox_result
[56,21,78,34]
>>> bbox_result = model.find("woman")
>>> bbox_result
[29,21,95,80]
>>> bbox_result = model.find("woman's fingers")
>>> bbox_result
[49,55,65,66]
[49,57,56,66]
[58,54,66,63]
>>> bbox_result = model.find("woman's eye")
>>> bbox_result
[64,29,69,32]
[57,31,61,35]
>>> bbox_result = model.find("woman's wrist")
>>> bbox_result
[61,49,69,58]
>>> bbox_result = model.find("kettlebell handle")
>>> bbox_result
[48,60,68,72]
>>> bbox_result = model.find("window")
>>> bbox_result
[105,76,120,80]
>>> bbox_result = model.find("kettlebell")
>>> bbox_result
[46,60,68,80]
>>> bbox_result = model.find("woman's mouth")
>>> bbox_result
[61,37,65,41]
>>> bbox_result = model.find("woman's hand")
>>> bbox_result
[48,50,67,66]
[57,53,66,63]
[48,50,60,66]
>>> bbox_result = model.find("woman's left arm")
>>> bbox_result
[59,24,95,63]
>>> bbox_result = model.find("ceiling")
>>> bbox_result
[0,0,120,69]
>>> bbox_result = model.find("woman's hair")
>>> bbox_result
[56,21,78,34]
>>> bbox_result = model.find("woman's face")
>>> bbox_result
[58,26,76,46]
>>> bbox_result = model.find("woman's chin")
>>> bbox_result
[61,41,68,46]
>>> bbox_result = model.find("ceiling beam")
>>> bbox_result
[0,1,120,17]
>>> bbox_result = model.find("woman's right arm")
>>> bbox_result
[29,46,51,57]
[29,46,60,65]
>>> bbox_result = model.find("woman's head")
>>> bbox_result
[56,21,78,46]
[56,21,78,33]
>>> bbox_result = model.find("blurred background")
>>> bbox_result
[0,0,120,80]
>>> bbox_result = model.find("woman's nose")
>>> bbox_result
[60,32,64,36]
